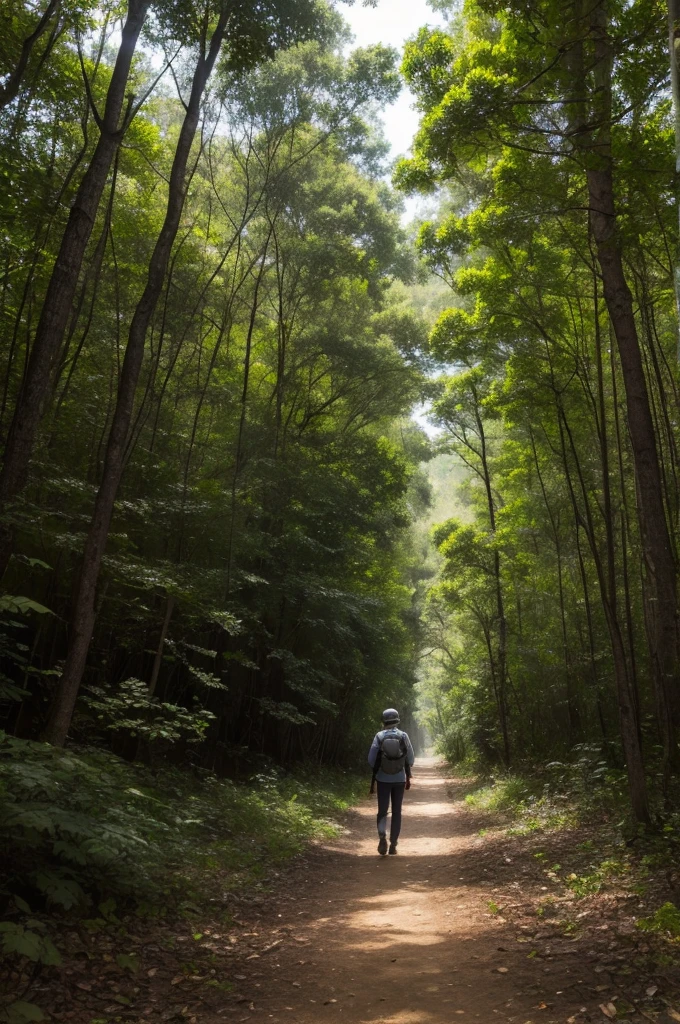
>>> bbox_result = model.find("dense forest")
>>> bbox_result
[0,0,435,776]
[410,0,680,828]
[3,0,680,965]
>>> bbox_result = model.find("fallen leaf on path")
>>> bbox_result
[599,1003,617,1019]
[171,976,184,985]
[645,984,657,997]
[496,967,508,974]
[324,999,337,1005]
[147,968,158,978]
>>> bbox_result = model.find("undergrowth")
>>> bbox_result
[0,733,363,1024]
[462,744,637,835]
[457,745,680,970]
[0,732,362,916]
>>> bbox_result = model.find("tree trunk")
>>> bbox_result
[0,0,149,576]
[668,0,680,361]
[556,403,651,824]
[0,0,61,110]
[583,0,680,780]
[42,10,230,747]
[473,390,510,766]
[148,594,174,696]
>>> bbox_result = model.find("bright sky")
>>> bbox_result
[343,1,447,439]
[342,0,445,161]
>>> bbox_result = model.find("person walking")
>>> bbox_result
[368,708,415,856]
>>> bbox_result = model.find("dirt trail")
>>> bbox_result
[231,759,606,1024]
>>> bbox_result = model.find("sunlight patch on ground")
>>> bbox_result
[358,1010,451,1024]
[400,800,453,817]
[324,885,466,950]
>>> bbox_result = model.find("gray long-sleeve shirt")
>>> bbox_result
[368,727,415,784]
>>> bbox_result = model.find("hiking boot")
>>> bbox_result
[378,834,388,856]
[388,841,398,855]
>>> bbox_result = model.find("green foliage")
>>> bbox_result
[0,734,364,914]
[0,596,52,616]
[638,903,680,940]
[0,921,61,966]
[82,679,215,742]
[1,1001,46,1024]
[465,776,535,814]
[403,0,680,820]
[0,8,427,765]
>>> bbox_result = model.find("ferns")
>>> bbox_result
[0,733,363,914]
[0,735,152,912]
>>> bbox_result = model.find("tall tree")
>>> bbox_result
[0,0,150,574]
[42,0,334,746]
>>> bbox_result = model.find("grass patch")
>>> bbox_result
[563,856,630,898]
[638,902,680,940]
[465,775,535,814]
[460,746,642,838]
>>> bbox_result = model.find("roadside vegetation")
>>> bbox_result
[0,735,362,1024]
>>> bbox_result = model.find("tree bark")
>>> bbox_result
[148,594,174,697]
[583,0,680,780]
[42,8,230,747]
[668,0,680,361]
[557,406,651,823]
[0,0,149,575]
[473,388,510,766]
[0,0,61,110]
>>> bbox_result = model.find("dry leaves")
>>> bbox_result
[599,1003,617,1019]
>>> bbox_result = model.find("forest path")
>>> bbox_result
[232,759,601,1024]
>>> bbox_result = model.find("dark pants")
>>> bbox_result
[377,781,406,842]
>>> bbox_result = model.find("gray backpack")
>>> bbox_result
[379,730,407,774]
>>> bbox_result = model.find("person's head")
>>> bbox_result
[382,707,400,728]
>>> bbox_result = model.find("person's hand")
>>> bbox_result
[405,778,411,790]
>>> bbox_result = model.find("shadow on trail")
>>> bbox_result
[244,761,645,1024]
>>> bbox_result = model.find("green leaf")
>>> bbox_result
[0,596,53,616]
[3,1001,45,1023]
[115,953,139,973]
[0,923,44,961]
[34,873,85,910]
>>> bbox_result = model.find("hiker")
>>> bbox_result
[368,708,415,856]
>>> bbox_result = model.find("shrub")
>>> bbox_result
[0,733,362,915]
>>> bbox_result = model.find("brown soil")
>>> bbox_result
[206,759,680,1024]
[34,758,680,1024]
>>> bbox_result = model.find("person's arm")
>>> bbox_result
[404,733,415,788]
[368,734,380,795]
